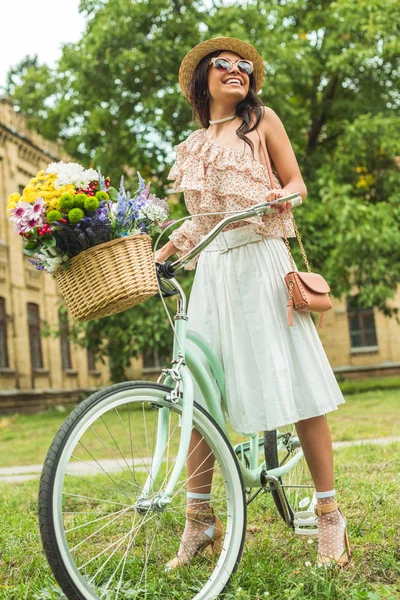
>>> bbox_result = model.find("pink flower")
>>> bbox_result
[24,214,42,230]
[144,182,151,198]
[13,220,26,234]
[32,196,45,214]
[10,200,31,223]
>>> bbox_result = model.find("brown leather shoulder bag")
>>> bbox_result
[255,124,332,327]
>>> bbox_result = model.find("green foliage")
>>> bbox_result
[6,0,400,373]
[338,375,400,396]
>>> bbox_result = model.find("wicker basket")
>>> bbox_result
[55,234,159,322]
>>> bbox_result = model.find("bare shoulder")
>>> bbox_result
[256,105,307,196]
[259,105,287,138]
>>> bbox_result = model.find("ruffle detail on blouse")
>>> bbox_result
[167,129,280,198]
[168,218,203,271]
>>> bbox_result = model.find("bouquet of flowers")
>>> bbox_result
[7,162,171,321]
[8,162,170,274]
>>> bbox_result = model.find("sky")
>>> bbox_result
[0,0,87,94]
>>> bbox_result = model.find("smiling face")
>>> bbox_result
[206,51,250,108]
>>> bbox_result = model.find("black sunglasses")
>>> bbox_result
[209,57,254,76]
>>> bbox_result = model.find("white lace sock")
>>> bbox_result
[175,493,215,563]
[316,492,347,561]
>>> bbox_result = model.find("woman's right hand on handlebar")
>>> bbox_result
[154,240,179,263]
[262,188,292,221]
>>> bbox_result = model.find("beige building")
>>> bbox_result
[319,292,400,380]
[0,99,399,412]
[0,99,115,412]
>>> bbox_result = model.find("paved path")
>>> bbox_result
[1,436,399,484]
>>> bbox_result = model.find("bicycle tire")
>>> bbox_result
[39,381,247,600]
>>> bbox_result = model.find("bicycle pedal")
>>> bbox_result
[293,511,318,536]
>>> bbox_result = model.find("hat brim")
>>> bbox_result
[179,36,265,103]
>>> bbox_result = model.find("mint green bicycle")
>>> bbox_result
[39,192,318,600]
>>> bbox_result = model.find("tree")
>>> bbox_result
[7,0,400,379]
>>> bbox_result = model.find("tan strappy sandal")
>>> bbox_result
[165,507,224,571]
[315,499,352,567]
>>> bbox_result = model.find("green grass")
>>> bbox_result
[0,388,399,598]
[0,442,399,599]
[338,375,400,396]
[1,387,399,468]
[327,389,400,442]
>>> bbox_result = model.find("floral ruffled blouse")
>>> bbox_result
[167,128,296,270]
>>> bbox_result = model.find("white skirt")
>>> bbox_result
[186,224,345,434]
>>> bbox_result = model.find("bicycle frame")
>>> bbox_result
[141,194,305,508]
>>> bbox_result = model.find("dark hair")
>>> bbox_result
[187,49,265,158]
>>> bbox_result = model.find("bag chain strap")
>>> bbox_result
[255,122,311,274]
[279,212,311,273]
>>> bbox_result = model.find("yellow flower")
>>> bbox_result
[26,192,39,203]
[8,193,21,204]
[356,174,375,189]
[7,201,17,214]
[23,184,35,196]
[48,198,61,210]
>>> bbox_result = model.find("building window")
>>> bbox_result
[87,349,96,371]
[142,349,170,370]
[347,296,378,349]
[59,309,72,370]
[0,298,9,368]
[27,302,44,368]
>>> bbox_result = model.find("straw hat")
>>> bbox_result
[179,36,265,103]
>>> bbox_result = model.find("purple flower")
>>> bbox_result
[97,169,106,191]
[28,258,46,271]
[137,171,145,191]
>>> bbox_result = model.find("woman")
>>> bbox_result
[155,36,351,570]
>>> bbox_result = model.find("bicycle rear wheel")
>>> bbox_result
[39,381,246,600]
[264,428,316,533]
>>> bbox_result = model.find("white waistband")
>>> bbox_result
[201,224,266,253]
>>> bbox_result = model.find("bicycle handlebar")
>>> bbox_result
[157,192,302,279]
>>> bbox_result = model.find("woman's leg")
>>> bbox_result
[295,415,349,563]
[166,428,216,569]
[294,415,334,492]
[187,428,215,495]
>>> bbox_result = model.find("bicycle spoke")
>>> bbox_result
[62,492,131,508]
[76,441,135,499]
[101,411,139,485]
[70,453,142,492]
[64,507,129,533]
[70,505,134,552]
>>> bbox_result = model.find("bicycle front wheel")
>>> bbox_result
[39,381,246,600]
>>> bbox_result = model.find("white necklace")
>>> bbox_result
[209,113,237,125]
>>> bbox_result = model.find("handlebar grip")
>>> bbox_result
[289,196,303,208]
